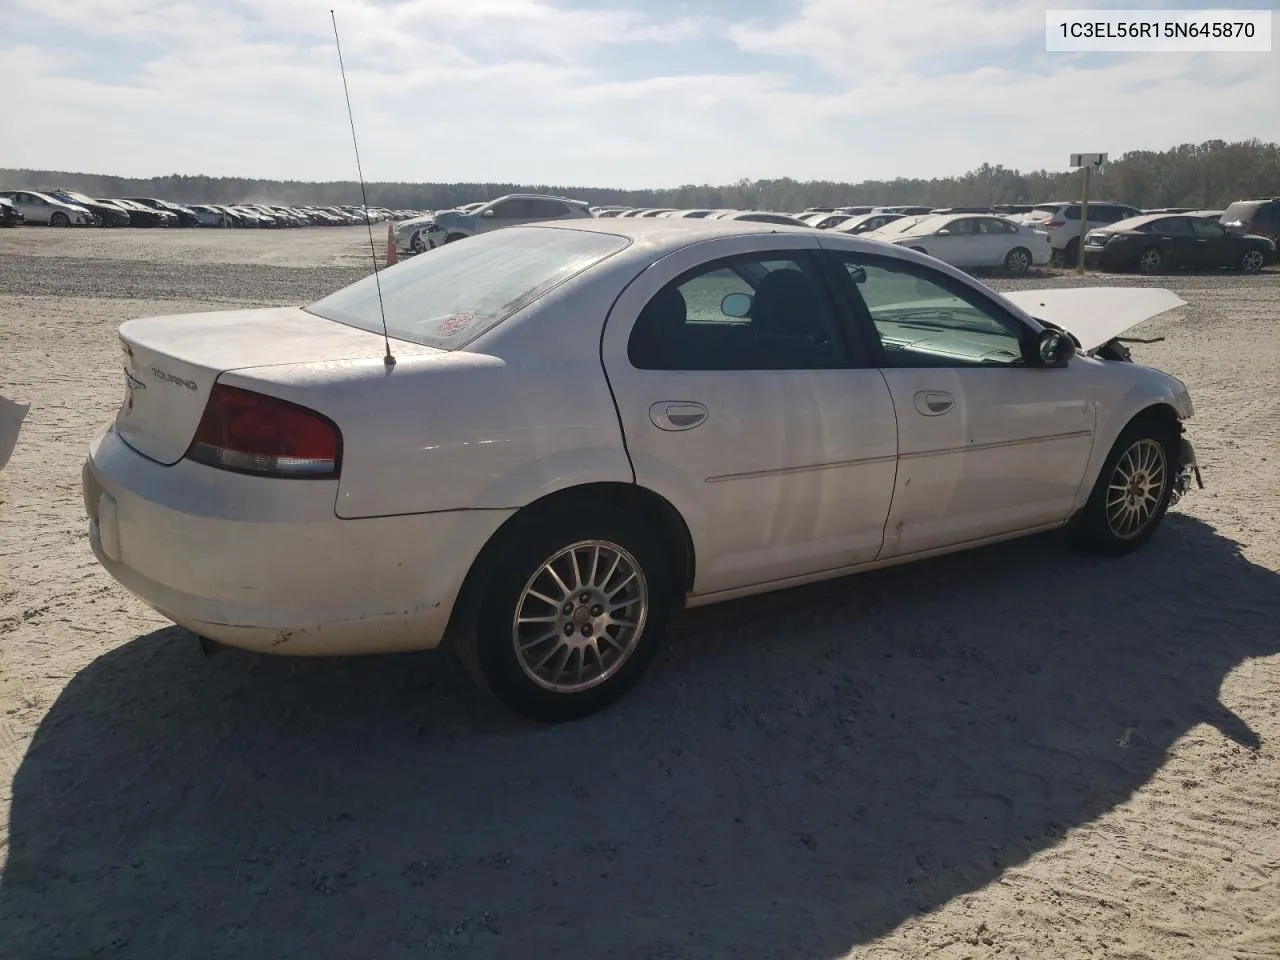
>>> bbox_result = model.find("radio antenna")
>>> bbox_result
[331,8,395,367]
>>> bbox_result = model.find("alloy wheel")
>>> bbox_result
[512,540,649,693]
[1241,249,1265,273]
[1105,438,1168,540]
[1006,249,1030,273]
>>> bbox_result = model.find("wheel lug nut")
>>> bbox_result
[590,605,604,617]
[563,624,575,636]
[562,602,574,615]
[579,593,590,603]
[580,624,592,637]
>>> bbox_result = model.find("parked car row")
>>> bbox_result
[396,194,1052,273]
[0,189,424,229]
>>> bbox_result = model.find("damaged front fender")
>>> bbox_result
[1170,437,1204,507]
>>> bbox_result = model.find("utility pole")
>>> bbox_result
[1069,153,1107,275]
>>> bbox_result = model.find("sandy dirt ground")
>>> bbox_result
[1,226,1278,960]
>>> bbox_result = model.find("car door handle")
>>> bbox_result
[650,401,708,431]
[913,390,954,416]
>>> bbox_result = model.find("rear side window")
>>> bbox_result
[306,226,629,349]
[525,199,570,219]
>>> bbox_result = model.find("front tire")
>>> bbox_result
[1070,418,1177,556]
[460,505,674,722]
[1138,246,1164,274]
[410,232,426,253]
[1240,248,1266,273]
[1004,247,1032,274]
[49,211,70,227]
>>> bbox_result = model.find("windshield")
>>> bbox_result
[876,215,937,235]
[1222,201,1261,222]
[305,226,630,350]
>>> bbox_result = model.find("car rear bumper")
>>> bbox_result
[82,423,512,655]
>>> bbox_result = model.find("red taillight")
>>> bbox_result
[185,384,341,478]
[1044,219,1066,230]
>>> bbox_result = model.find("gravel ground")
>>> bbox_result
[1,228,1279,960]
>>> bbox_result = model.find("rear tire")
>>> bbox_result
[1070,417,1177,557]
[1004,247,1032,274]
[456,502,675,722]
[1063,238,1080,268]
[49,211,70,227]
[1138,246,1164,274]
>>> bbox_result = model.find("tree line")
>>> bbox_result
[3,139,1276,213]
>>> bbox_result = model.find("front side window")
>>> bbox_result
[306,226,629,349]
[628,253,850,371]
[834,257,1028,368]
[1190,218,1228,240]
[977,218,1014,234]
[1154,217,1195,237]
[486,199,525,218]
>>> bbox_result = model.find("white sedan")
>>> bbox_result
[83,219,1200,721]
[863,213,1052,273]
[0,189,96,226]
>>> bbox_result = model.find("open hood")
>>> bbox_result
[1001,287,1187,353]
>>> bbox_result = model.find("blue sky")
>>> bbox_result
[3,0,1277,187]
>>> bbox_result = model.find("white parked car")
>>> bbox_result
[0,189,95,226]
[712,210,811,227]
[398,194,593,253]
[83,220,1200,722]
[863,213,1051,273]
[1017,202,1144,266]
[188,204,232,227]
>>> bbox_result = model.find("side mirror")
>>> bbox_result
[481,209,495,218]
[721,292,753,318]
[935,228,951,236]
[1038,328,1074,367]
[847,265,867,284]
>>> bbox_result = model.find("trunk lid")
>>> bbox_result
[114,306,434,465]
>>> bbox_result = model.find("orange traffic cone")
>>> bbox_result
[386,222,397,266]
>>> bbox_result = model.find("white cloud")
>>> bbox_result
[2,0,1276,187]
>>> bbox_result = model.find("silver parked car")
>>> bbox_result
[0,190,95,226]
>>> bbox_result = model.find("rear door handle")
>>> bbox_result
[650,401,708,431]
[913,390,954,416]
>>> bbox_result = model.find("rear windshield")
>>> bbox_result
[305,226,630,349]
[1222,201,1263,223]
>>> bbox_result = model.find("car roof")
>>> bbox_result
[486,193,589,206]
